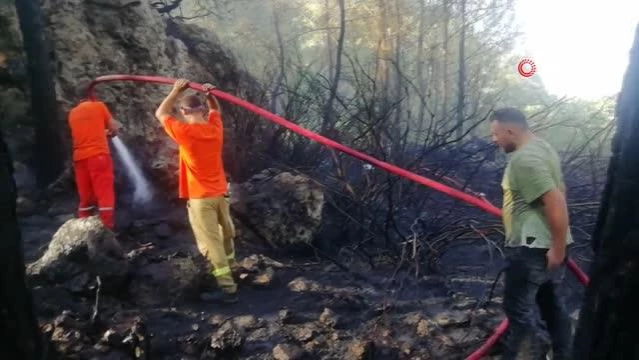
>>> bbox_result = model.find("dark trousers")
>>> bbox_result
[501,247,573,360]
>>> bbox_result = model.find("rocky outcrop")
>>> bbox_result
[3,0,275,198]
[44,0,267,191]
[230,169,325,249]
[27,217,128,293]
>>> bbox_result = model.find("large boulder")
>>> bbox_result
[27,217,129,293]
[230,169,324,249]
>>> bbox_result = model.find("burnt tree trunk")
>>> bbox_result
[321,0,345,136]
[15,0,65,187]
[455,0,466,140]
[572,24,639,360]
[0,128,50,359]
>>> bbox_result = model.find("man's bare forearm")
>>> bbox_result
[206,94,221,113]
[155,89,181,122]
[542,188,569,250]
[107,118,122,132]
[201,83,221,114]
[106,118,121,137]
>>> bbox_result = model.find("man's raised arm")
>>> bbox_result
[202,83,221,114]
[155,79,190,123]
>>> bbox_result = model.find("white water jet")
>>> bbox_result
[110,136,153,204]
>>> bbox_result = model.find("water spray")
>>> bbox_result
[110,135,153,204]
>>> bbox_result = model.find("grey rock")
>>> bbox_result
[240,254,285,271]
[290,324,318,342]
[273,344,305,360]
[279,309,294,324]
[319,308,341,328]
[344,339,375,360]
[232,315,263,331]
[288,277,322,292]
[26,217,128,292]
[252,266,276,287]
[433,310,469,328]
[100,329,123,346]
[417,319,430,337]
[231,170,324,248]
[210,322,244,353]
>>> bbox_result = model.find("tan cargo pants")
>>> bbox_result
[187,196,237,294]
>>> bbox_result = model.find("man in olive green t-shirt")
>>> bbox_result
[490,108,572,360]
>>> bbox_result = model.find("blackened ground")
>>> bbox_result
[17,194,584,360]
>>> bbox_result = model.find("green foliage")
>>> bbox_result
[156,0,611,254]
[537,97,615,154]
[173,0,613,154]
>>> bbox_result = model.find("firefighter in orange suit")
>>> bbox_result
[68,99,121,230]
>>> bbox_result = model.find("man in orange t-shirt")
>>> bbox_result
[68,99,121,230]
[155,79,237,304]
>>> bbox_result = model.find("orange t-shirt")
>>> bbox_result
[68,101,112,161]
[162,111,227,199]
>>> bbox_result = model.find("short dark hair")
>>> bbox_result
[490,107,528,129]
[179,95,203,109]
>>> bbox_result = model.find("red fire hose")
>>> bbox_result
[88,75,590,359]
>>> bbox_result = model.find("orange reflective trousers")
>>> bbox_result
[73,154,115,229]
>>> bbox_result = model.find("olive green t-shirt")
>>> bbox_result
[501,137,573,248]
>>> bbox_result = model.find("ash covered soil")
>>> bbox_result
[17,192,581,360]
